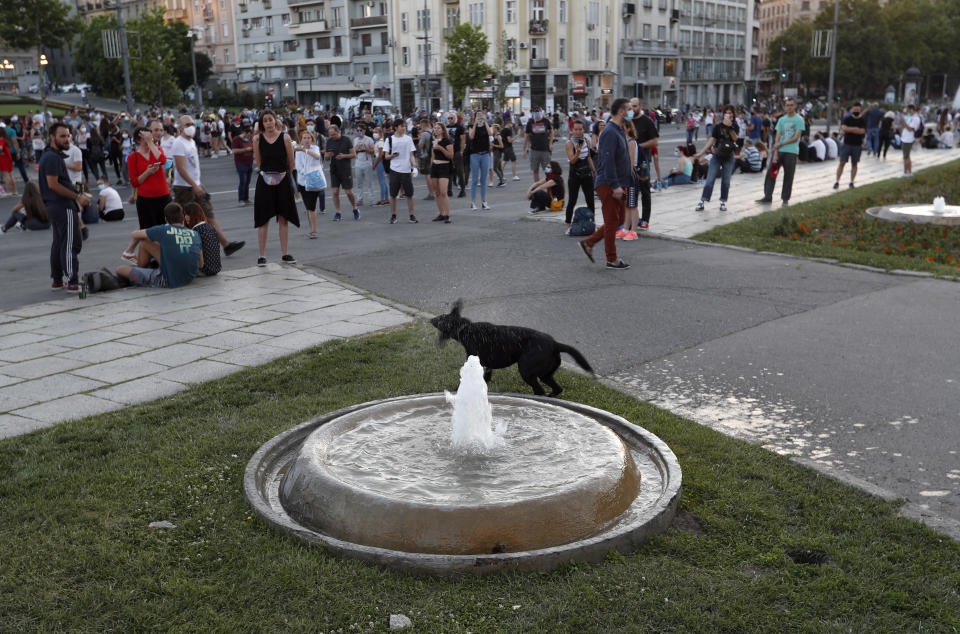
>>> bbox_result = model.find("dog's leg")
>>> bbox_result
[519,369,546,395]
[542,373,563,398]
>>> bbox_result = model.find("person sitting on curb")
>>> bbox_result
[116,202,203,289]
[96,178,125,221]
[1,182,50,233]
[526,161,565,213]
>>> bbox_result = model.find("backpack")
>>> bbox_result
[83,267,123,293]
[382,136,392,174]
[568,206,595,236]
[715,129,736,161]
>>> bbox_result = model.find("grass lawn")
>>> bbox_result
[1,323,958,632]
[0,95,69,118]
[693,159,960,279]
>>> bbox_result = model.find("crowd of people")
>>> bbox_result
[1,95,958,288]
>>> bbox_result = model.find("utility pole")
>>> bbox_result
[826,0,840,136]
[114,1,134,115]
[188,28,203,110]
[778,45,785,95]
[416,0,432,113]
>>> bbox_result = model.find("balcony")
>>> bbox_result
[530,57,549,70]
[263,0,271,8]
[529,18,548,35]
[624,39,679,55]
[203,7,213,19]
[239,2,247,11]
[350,15,387,29]
[166,8,187,19]
[287,19,329,35]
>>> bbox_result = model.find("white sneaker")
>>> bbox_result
[482,201,490,209]
[470,202,478,210]
[512,176,520,181]
[488,182,494,187]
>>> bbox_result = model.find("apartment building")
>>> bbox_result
[392,0,622,115]
[236,0,390,107]
[756,0,823,69]
[618,0,679,106]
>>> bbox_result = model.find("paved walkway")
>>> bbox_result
[0,264,413,438]
[533,146,960,238]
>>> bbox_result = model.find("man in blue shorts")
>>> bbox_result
[834,103,866,190]
[116,202,203,288]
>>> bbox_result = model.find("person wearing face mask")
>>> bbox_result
[172,115,245,256]
[523,107,553,182]
[834,103,866,189]
[526,160,564,212]
[232,123,255,205]
[96,178,124,221]
[371,126,390,205]
[693,106,739,213]
[126,123,169,232]
[661,146,695,187]
[565,120,596,230]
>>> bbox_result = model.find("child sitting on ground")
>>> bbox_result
[183,201,221,276]
[116,202,203,289]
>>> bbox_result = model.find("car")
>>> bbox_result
[75,82,92,92]
[28,83,39,93]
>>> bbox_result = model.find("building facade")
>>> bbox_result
[756,0,823,70]
[235,0,390,107]
[392,0,622,115]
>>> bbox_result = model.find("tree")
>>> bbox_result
[127,8,180,105]
[74,14,123,95]
[444,23,494,108]
[493,31,516,111]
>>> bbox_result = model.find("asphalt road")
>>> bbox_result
[1,132,957,534]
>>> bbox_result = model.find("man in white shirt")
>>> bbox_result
[900,103,921,177]
[171,114,244,256]
[824,134,838,160]
[939,125,956,149]
[353,124,375,205]
[97,179,124,221]
[384,118,418,224]
[809,133,827,162]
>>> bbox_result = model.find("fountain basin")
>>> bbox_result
[865,204,960,226]
[245,394,682,575]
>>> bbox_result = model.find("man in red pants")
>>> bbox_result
[579,98,632,270]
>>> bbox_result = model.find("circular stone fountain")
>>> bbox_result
[865,196,960,226]
[245,368,681,575]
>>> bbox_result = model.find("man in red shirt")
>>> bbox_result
[232,123,254,205]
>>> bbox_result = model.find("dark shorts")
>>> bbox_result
[128,266,166,288]
[901,142,913,159]
[627,186,639,208]
[330,168,353,190]
[502,146,517,162]
[172,185,214,218]
[430,163,451,179]
[838,144,862,163]
[389,171,414,198]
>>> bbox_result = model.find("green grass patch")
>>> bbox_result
[693,159,960,278]
[1,322,958,631]
[0,95,69,118]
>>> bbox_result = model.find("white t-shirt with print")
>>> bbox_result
[386,134,416,174]
[171,135,201,187]
[66,143,83,185]
[354,135,374,167]
[901,114,921,143]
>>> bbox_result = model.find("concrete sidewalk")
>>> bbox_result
[0,264,413,438]
[533,146,960,238]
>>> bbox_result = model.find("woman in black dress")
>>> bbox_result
[253,110,300,266]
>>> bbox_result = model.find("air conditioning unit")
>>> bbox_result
[519,42,527,49]
[587,23,596,30]
[547,86,555,93]
[520,80,530,88]
[243,24,251,31]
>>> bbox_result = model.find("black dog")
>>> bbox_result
[430,300,594,397]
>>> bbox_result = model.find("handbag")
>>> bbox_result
[303,169,326,192]
[549,198,564,212]
[261,171,287,186]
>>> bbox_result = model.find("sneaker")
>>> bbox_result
[481,201,490,210]
[457,190,466,198]
[695,201,705,211]
[470,202,478,210]
[781,200,790,206]
[615,228,627,239]
[444,218,452,224]
[719,202,727,212]
[623,231,639,241]
[257,256,267,266]
[333,212,342,221]
[353,208,360,220]
[224,241,245,256]
[606,259,630,270]
[81,226,89,241]
[497,180,505,187]
[121,251,137,264]
[512,176,520,181]
[849,182,855,189]
[488,182,494,187]
[755,197,773,203]
[66,284,80,293]
[409,215,418,223]
[51,281,64,291]
[833,182,839,190]
[639,220,649,231]
[432,214,445,222]
[423,194,435,201]
[564,227,572,235]
[389,215,397,224]
[579,240,595,263]
[281,254,296,264]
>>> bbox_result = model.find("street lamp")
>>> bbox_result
[186,28,202,110]
[156,54,163,106]
[39,53,49,125]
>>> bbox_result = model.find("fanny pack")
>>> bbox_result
[261,171,286,186]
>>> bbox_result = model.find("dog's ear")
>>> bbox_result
[451,299,463,317]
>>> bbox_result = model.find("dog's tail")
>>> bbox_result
[557,344,595,375]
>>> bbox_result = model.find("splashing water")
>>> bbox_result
[445,356,506,452]
[933,196,946,215]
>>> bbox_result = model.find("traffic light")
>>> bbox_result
[780,72,787,79]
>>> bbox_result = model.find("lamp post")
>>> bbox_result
[778,45,786,95]
[39,53,49,125]
[1,59,13,94]
[187,28,202,110]
[156,54,164,106]
[416,0,432,112]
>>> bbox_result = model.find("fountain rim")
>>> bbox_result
[865,204,960,226]
[243,392,682,576]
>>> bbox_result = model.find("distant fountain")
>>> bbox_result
[866,196,960,226]
[445,356,505,452]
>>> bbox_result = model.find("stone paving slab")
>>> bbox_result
[0,265,414,437]
[533,147,960,239]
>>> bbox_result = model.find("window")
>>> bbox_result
[446,7,459,27]
[643,0,652,7]
[588,38,599,60]
[469,3,483,25]
[363,2,375,17]
[281,13,289,25]
[505,0,516,23]
[222,21,229,37]
[251,17,261,28]
[559,0,567,23]
[680,29,690,46]
[401,12,408,32]
[416,9,431,30]
[317,64,331,77]
[317,36,330,49]
[531,0,545,21]
[361,33,371,49]
[694,1,702,18]
[659,0,667,9]
[642,23,651,40]
[587,2,599,27]
[505,38,516,61]
[558,37,565,61]
[284,40,298,52]
[531,37,545,59]
[657,25,665,41]
[705,2,714,19]
[331,6,342,27]
[334,35,342,56]
[224,47,229,64]
[402,46,409,65]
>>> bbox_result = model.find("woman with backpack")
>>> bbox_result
[693,105,738,213]
[564,119,596,231]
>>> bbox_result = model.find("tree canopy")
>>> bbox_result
[444,24,494,108]
[0,0,80,53]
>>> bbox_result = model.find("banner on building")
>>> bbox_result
[573,75,586,95]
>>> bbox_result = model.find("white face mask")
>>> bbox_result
[372,133,380,140]
[183,125,196,138]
